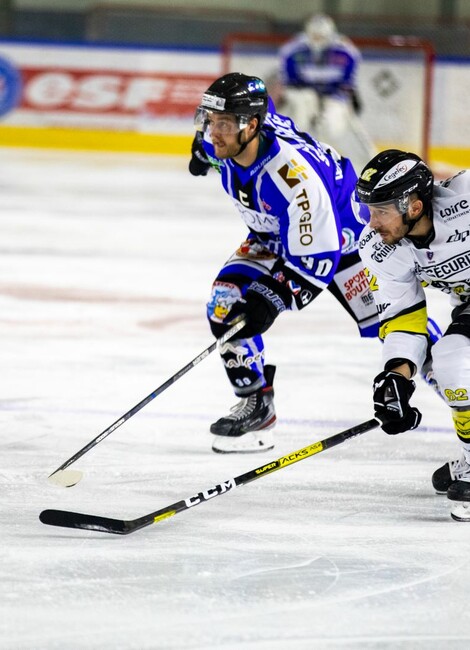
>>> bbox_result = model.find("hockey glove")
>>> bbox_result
[224,276,292,339]
[373,370,422,435]
[189,132,211,176]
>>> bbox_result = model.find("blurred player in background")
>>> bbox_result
[355,149,470,522]
[189,72,382,454]
[277,13,375,173]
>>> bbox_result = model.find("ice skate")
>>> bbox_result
[432,454,470,494]
[447,479,470,522]
[211,365,276,453]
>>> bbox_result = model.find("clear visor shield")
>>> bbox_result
[194,107,249,136]
[352,191,408,226]
[351,191,371,226]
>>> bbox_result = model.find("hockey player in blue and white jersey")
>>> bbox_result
[189,72,379,454]
[277,14,375,172]
[355,149,470,522]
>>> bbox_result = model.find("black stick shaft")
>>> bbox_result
[48,320,246,477]
[40,418,380,534]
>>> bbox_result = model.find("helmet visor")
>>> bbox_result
[194,107,249,135]
[351,190,372,225]
[354,191,411,225]
[354,186,412,218]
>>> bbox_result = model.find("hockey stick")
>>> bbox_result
[47,319,246,488]
[40,417,380,534]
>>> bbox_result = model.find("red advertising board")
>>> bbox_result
[19,67,215,116]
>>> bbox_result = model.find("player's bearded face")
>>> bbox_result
[369,203,409,245]
[207,114,248,159]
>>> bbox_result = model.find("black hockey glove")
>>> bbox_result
[189,132,211,176]
[373,370,422,435]
[224,276,292,339]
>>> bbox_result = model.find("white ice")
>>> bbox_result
[0,147,468,650]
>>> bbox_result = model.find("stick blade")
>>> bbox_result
[39,509,130,534]
[47,469,83,488]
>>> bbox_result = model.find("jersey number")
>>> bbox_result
[239,191,250,207]
[301,257,333,277]
[444,388,468,402]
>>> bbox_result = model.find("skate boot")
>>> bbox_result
[211,365,276,454]
[447,479,470,522]
[432,454,470,494]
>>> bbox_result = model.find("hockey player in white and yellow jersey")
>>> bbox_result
[355,149,470,522]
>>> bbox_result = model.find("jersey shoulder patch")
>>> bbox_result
[438,169,470,194]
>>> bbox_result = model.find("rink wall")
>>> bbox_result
[0,41,218,156]
[0,40,469,168]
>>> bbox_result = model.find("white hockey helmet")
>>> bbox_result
[305,14,337,48]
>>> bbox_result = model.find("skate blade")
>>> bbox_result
[450,502,470,522]
[212,430,275,454]
[212,443,275,454]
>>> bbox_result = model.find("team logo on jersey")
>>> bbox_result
[207,282,242,323]
[360,168,377,182]
[277,159,308,188]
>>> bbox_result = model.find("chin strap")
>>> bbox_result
[233,129,258,157]
[401,212,420,234]
[401,198,432,235]
[401,205,428,234]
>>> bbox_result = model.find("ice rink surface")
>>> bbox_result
[0,147,468,649]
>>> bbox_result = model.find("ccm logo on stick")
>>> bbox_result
[185,479,237,507]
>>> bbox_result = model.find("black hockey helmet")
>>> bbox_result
[194,73,268,134]
[355,149,434,215]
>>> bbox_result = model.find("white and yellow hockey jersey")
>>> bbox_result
[359,169,470,371]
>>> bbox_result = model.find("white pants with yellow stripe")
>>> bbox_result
[432,333,470,459]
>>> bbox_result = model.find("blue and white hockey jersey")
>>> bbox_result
[279,33,360,98]
[201,106,362,292]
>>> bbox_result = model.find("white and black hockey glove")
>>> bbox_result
[189,132,211,176]
[373,370,422,435]
[224,276,292,339]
